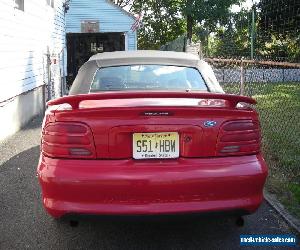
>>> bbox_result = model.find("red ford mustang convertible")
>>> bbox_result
[37,51,268,219]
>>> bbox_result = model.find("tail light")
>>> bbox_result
[217,120,261,156]
[42,122,96,159]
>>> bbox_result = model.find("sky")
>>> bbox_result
[231,0,260,12]
[125,0,261,14]
[124,0,261,17]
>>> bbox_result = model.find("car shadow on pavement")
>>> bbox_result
[0,146,298,250]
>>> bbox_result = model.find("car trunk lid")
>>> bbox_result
[46,92,259,159]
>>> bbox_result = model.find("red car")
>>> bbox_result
[37,51,267,219]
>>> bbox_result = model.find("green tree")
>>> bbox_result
[112,0,135,9]
[114,0,244,50]
[209,9,253,58]
[183,0,242,41]
[257,0,300,61]
[129,0,243,50]
[131,0,186,50]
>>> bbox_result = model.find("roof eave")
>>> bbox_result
[106,0,136,20]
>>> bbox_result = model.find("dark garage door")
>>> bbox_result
[66,32,125,86]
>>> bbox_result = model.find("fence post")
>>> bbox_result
[223,69,225,83]
[240,58,245,95]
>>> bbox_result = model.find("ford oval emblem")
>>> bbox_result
[204,121,217,128]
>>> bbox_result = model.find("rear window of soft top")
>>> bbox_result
[90,65,208,92]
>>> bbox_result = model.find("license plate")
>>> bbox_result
[133,132,179,159]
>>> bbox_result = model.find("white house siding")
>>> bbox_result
[0,0,66,141]
[66,0,137,50]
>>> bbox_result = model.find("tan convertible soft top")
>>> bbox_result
[89,50,200,68]
[69,51,224,95]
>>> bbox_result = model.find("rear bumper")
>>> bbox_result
[37,154,268,218]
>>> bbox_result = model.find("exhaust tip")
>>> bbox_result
[236,216,245,227]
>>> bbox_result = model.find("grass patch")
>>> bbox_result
[223,82,300,218]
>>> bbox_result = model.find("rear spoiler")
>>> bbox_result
[47,91,256,110]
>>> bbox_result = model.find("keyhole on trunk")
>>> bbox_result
[184,136,192,143]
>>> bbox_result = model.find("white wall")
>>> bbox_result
[0,0,66,102]
[0,0,66,141]
[0,86,45,141]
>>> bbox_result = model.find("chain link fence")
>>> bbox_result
[161,0,300,217]
[199,0,300,63]
[206,58,300,216]
[204,2,300,214]
[206,59,299,163]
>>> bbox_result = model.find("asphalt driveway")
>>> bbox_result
[0,117,298,250]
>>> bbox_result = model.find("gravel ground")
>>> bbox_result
[0,117,299,250]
